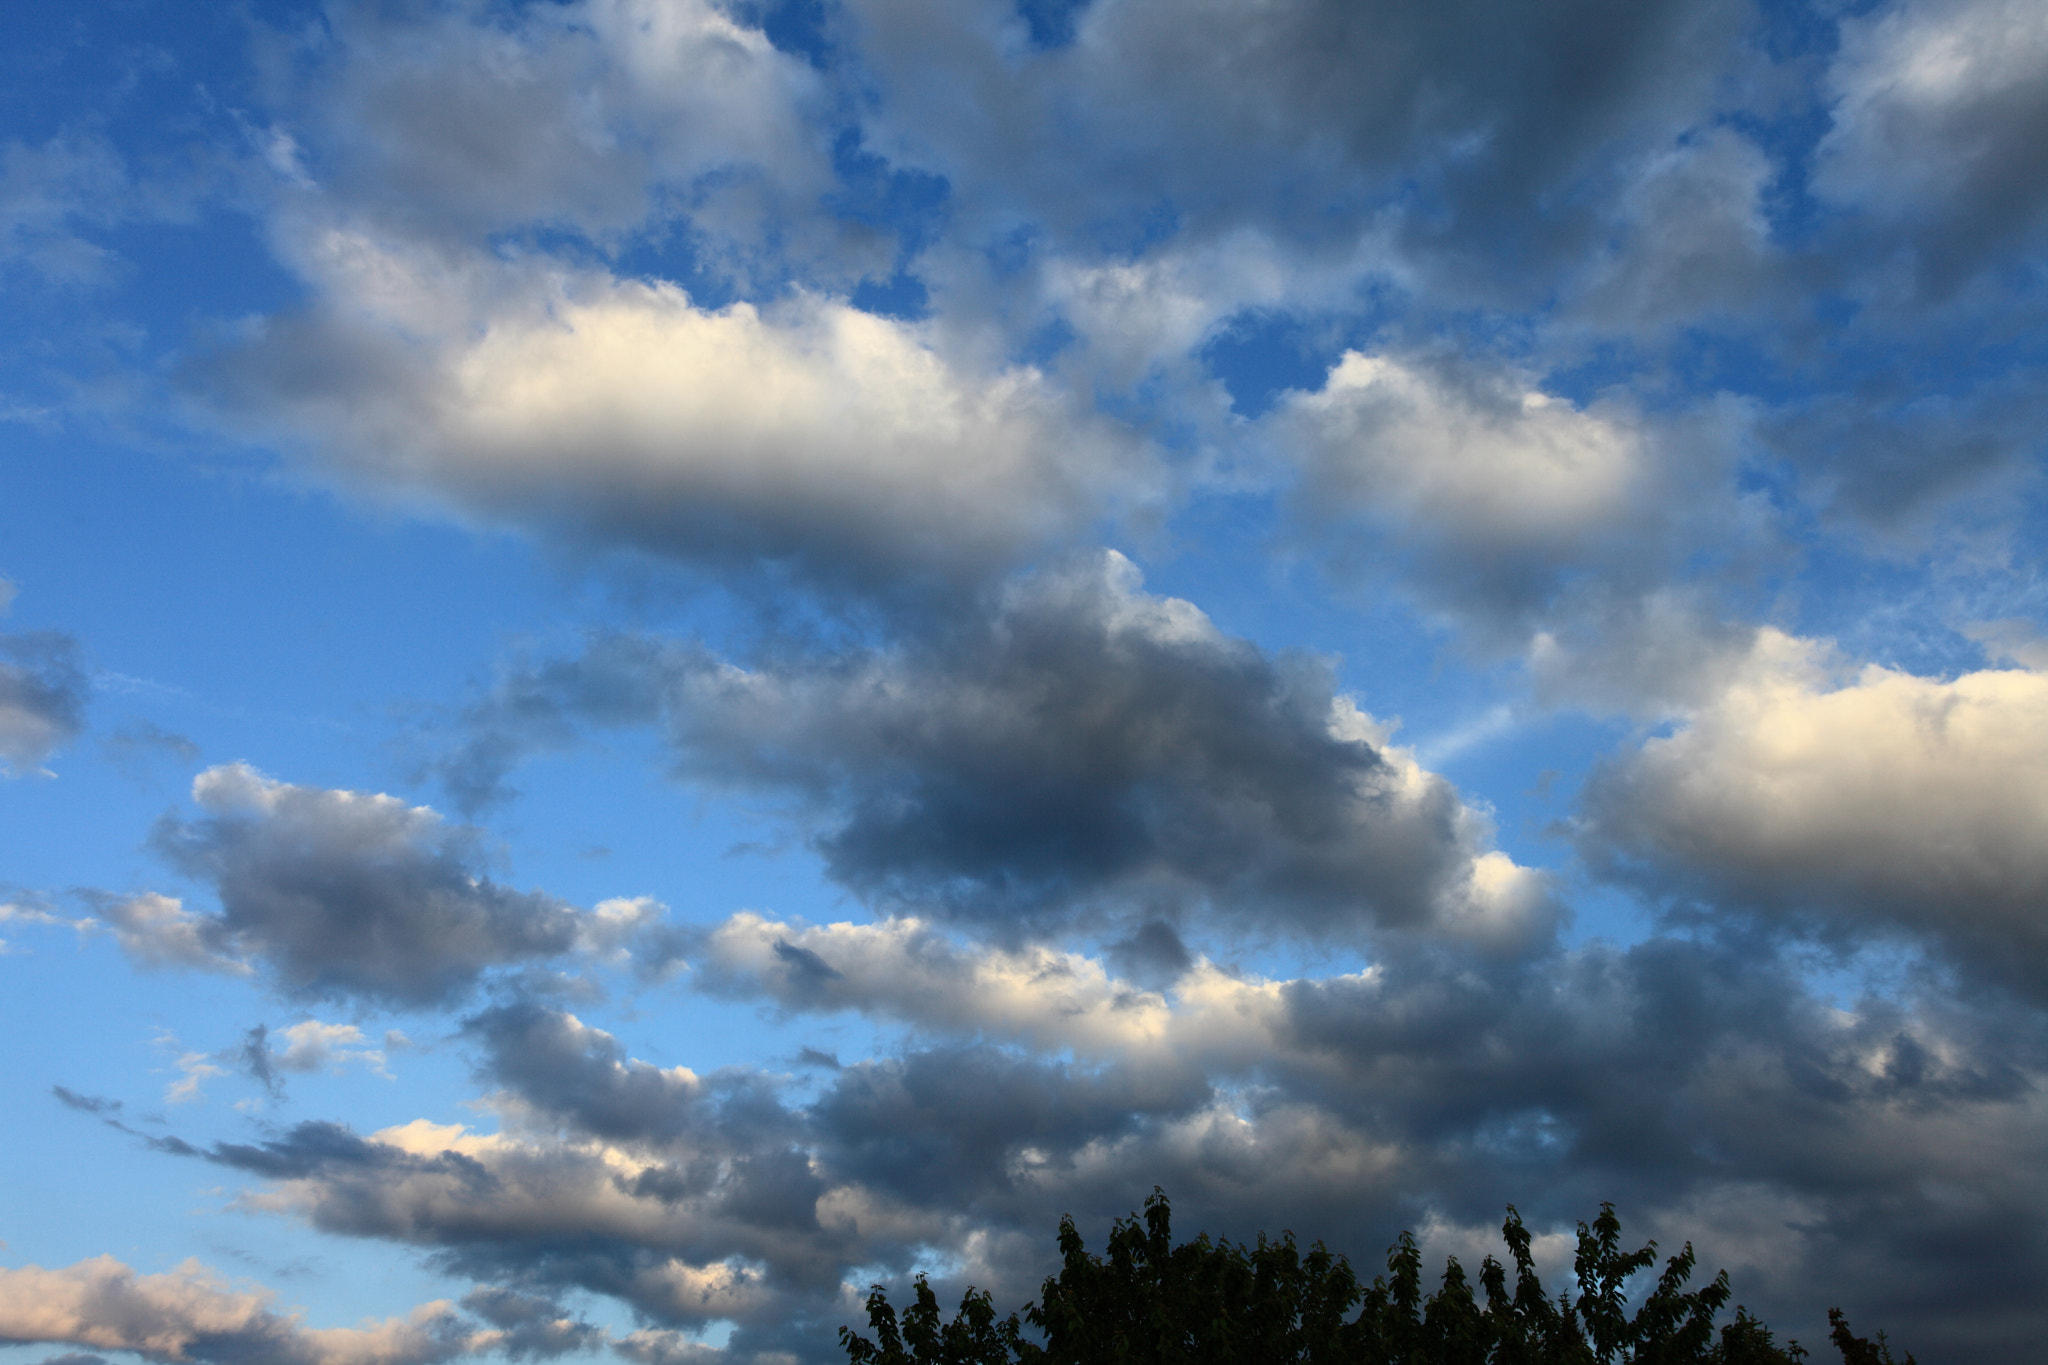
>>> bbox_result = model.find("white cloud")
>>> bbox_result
[1280,352,1648,555]
[1580,628,2048,989]
[0,1255,472,1365]
[1269,352,1759,664]
[273,1020,388,1076]
[201,235,1152,587]
[96,893,251,977]
[0,897,63,947]
[697,911,1295,1066]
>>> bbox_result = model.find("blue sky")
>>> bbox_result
[4,1,2048,1361]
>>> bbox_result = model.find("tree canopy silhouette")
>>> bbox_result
[840,1191,1911,1365]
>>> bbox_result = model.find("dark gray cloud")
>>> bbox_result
[457,1287,602,1360]
[238,1024,282,1098]
[131,931,2048,1363]
[440,553,1555,944]
[1101,920,1191,990]
[0,629,87,773]
[146,764,586,1007]
[850,0,1752,282]
[463,1002,720,1147]
[1814,0,2048,294]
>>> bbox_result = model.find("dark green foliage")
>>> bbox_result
[840,1191,1902,1365]
[1825,1309,1916,1365]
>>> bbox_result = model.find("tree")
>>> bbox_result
[841,1190,1904,1364]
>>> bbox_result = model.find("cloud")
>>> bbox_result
[461,1003,714,1147]
[138,926,2048,1361]
[0,1255,475,1365]
[1757,365,2048,540]
[271,1021,389,1076]
[237,1021,392,1096]
[1816,0,2048,289]
[0,630,88,774]
[849,0,1750,277]
[1271,352,1751,639]
[50,1086,121,1117]
[0,893,70,956]
[1567,127,1783,330]
[194,230,1152,595]
[145,765,589,1007]
[89,893,251,978]
[1578,629,2048,995]
[0,135,132,286]
[284,0,828,242]
[102,721,202,770]
[201,1115,834,1330]
[457,1288,601,1360]
[694,912,1279,1069]
[443,553,1556,943]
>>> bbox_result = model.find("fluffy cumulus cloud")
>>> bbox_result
[198,236,1151,591]
[442,552,1556,943]
[0,1255,475,1365]
[1579,631,2048,995]
[1272,351,1750,636]
[141,764,609,1006]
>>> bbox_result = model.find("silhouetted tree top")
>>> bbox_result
[840,1190,1912,1365]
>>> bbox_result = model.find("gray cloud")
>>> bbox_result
[0,630,87,774]
[457,1287,602,1360]
[86,891,252,978]
[1815,0,2048,293]
[267,0,829,244]
[148,929,2048,1362]
[440,553,1555,944]
[1759,364,2048,540]
[849,0,1751,279]
[147,764,586,1007]
[463,1002,724,1148]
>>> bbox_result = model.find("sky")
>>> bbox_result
[2,0,2047,1361]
